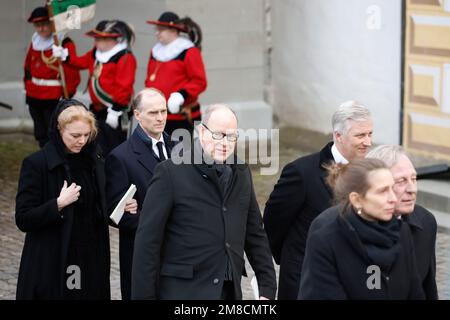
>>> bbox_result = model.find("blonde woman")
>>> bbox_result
[16,99,110,300]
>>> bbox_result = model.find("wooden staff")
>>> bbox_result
[46,0,69,98]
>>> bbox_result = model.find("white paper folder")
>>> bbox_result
[109,184,137,225]
[251,276,259,300]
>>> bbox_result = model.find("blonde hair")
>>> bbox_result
[58,105,97,142]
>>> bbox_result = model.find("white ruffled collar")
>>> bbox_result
[95,41,128,63]
[152,37,194,62]
[31,32,64,51]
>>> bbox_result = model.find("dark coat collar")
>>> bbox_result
[319,141,335,169]
[318,141,335,196]
[189,139,246,199]
[44,139,101,172]
[131,128,173,153]
[130,130,173,173]
[402,205,424,231]
[43,141,66,171]
[194,161,246,203]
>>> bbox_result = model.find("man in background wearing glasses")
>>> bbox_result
[132,104,276,300]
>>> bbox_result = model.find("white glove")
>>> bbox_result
[105,107,123,129]
[167,92,185,114]
[52,44,68,61]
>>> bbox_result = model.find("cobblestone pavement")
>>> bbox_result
[1,135,450,300]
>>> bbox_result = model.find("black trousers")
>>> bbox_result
[278,260,302,300]
[91,106,126,156]
[118,235,134,300]
[26,97,60,148]
[221,280,235,300]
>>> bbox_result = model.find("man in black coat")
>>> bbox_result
[105,88,174,300]
[263,101,373,299]
[131,104,277,300]
[367,145,438,299]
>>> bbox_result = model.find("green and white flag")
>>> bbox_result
[48,0,96,33]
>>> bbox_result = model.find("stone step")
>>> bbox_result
[417,179,450,228]
[429,209,450,230]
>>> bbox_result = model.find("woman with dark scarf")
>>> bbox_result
[298,158,424,300]
[15,99,110,300]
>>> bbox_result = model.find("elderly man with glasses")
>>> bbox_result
[131,104,276,300]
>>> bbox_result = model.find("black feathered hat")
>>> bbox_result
[28,6,49,23]
[146,11,187,32]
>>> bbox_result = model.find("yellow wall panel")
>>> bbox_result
[411,123,450,147]
[414,25,450,50]
[413,74,435,97]
[404,2,450,159]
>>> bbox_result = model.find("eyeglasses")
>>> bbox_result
[202,123,239,142]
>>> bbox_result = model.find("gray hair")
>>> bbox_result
[202,104,238,126]
[332,100,372,141]
[132,88,165,111]
[366,145,407,168]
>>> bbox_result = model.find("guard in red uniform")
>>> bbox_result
[24,6,80,147]
[145,12,207,136]
[54,20,137,156]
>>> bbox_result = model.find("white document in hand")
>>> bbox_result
[250,276,259,300]
[109,184,137,225]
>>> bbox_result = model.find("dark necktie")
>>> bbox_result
[156,141,166,161]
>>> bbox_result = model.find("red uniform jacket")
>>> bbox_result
[145,47,207,120]
[24,38,80,100]
[68,48,137,112]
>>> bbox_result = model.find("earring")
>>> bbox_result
[357,208,362,215]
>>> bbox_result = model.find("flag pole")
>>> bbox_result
[46,0,69,99]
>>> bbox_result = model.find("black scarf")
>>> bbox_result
[346,209,401,272]
[193,139,234,195]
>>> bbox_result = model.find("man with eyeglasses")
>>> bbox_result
[132,104,276,300]
[105,88,174,300]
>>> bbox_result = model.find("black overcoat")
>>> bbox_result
[298,206,425,300]
[15,142,110,299]
[310,205,438,299]
[105,129,173,299]
[263,142,334,299]
[131,145,276,300]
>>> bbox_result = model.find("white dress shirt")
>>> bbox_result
[151,135,168,159]
[331,143,349,164]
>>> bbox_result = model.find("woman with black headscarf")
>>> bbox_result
[298,158,425,300]
[15,99,110,300]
